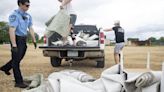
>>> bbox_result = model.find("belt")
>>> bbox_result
[16,35,27,39]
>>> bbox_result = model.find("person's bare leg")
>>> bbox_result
[62,37,67,45]
[70,24,76,46]
[69,24,73,32]
[63,24,72,45]
[72,35,76,46]
[114,53,120,64]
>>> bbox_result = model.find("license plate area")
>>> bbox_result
[67,51,78,57]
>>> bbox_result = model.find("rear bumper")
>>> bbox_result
[42,50,104,59]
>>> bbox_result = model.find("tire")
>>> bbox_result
[50,57,62,67]
[96,57,105,68]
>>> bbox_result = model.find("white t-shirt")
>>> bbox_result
[63,2,75,15]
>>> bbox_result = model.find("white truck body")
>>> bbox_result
[39,25,105,68]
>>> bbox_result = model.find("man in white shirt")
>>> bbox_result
[58,0,77,45]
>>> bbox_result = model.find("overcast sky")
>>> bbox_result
[0,0,164,40]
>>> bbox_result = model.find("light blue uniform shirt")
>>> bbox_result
[9,9,33,36]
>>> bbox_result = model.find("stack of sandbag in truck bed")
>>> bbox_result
[44,9,99,46]
[51,31,99,46]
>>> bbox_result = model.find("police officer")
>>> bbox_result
[0,0,36,88]
[104,20,125,64]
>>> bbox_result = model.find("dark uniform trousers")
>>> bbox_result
[1,35,27,84]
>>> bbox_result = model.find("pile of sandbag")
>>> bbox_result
[44,9,99,46]
[22,65,126,92]
[22,65,162,92]
[51,31,99,46]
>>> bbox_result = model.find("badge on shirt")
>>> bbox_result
[9,15,16,22]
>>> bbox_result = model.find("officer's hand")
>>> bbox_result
[33,42,37,49]
[11,47,18,53]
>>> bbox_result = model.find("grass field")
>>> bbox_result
[0,44,164,92]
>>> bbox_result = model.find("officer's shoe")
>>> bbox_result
[0,67,11,75]
[15,83,28,88]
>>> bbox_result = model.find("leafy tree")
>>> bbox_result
[38,36,44,43]
[0,21,40,44]
[148,37,156,42]
[159,37,164,42]
[0,21,9,44]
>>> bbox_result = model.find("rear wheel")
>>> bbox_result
[96,57,105,68]
[50,57,62,67]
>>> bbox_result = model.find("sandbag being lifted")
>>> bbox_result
[45,10,70,38]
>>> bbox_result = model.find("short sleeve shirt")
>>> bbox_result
[112,26,125,43]
[9,9,33,36]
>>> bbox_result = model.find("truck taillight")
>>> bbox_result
[100,32,104,44]
[44,35,47,44]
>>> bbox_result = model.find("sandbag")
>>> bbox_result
[45,10,70,38]
[125,71,161,92]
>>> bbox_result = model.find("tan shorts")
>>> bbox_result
[114,42,124,54]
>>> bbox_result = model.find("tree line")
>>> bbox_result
[0,21,43,44]
[148,37,164,45]
[1,21,164,45]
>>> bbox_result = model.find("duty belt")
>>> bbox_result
[16,35,27,39]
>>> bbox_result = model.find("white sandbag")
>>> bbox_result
[83,79,106,92]
[47,65,125,92]
[125,71,162,92]
[135,72,155,87]
[151,71,162,82]
[45,10,70,38]
[101,64,120,75]
[59,70,96,82]
[22,74,48,92]
[76,31,83,37]
[45,15,55,27]
[75,36,86,43]
[51,41,63,46]
[83,34,90,40]
[101,64,126,92]
[59,78,99,92]
[48,72,69,92]
[88,34,98,40]
[142,82,160,92]
[23,74,44,89]
[48,69,121,92]
[66,36,73,45]
[48,72,97,92]
[161,62,164,92]
[22,84,47,92]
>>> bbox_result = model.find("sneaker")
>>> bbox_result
[0,67,11,75]
[15,83,28,88]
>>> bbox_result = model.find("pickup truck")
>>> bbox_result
[39,25,105,68]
